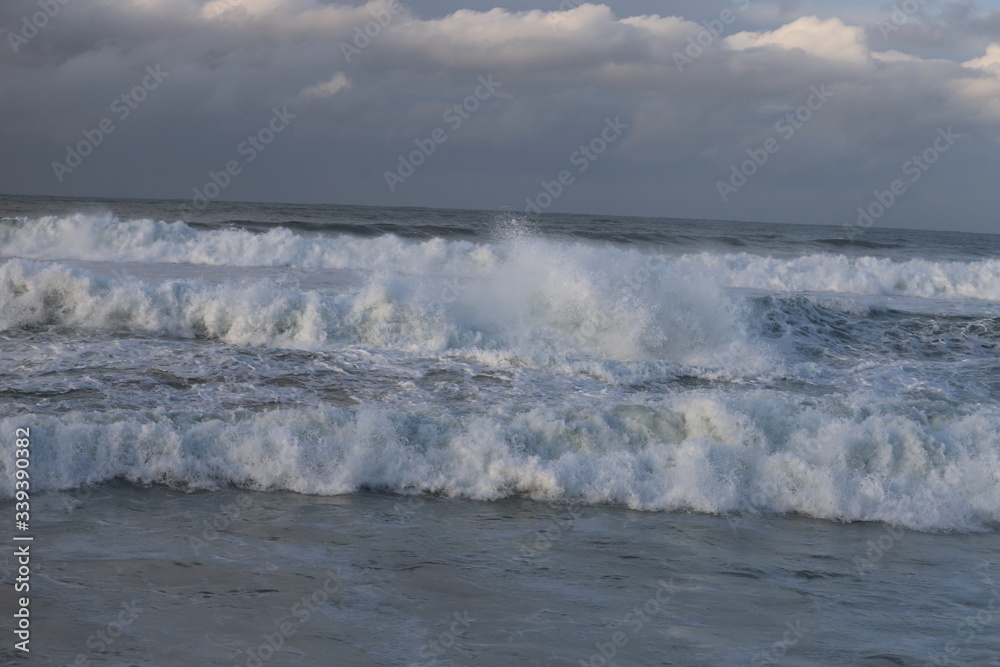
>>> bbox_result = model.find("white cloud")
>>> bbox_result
[963,43,1000,71]
[955,44,1000,124]
[725,16,869,65]
[300,72,351,100]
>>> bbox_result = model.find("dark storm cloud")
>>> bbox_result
[1,0,998,232]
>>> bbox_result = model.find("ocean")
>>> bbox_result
[1,194,998,666]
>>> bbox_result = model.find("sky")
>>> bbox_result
[1,0,999,233]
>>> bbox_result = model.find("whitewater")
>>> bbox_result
[2,204,999,533]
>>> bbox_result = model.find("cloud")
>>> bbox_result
[299,72,351,100]
[725,16,869,65]
[1,0,999,230]
[956,43,1000,125]
[964,43,1000,70]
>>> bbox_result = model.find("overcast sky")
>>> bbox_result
[2,0,998,232]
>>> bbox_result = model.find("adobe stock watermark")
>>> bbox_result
[750,602,821,667]
[845,126,960,240]
[853,524,905,575]
[0,550,46,586]
[389,493,425,523]
[205,0,244,19]
[427,274,467,314]
[925,562,1000,667]
[523,116,629,215]
[728,439,829,534]
[341,0,404,63]
[59,484,99,513]
[188,494,255,556]
[415,610,475,663]
[726,479,782,535]
[72,600,143,666]
[579,578,678,667]
[673,0,751,72]
[384,74,501,192]
[516,507,583,560]
[622,254,667,291]
[7,0,72,54]
[188,106,296,209]
[558,251,669,353]
[231,569,344,667]
[51,65,170,183]
[876,0,930,40]
[717,84,834,202]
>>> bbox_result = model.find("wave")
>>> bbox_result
[4,214,1000,300]
[676,252,1000,301]
[4,392,998,531]
[0,213,497,274]
[195,218,481,240]
[0,258,768,372]
[754,294,1000,364]
[4,213,999,533]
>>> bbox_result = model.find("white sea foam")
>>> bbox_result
[4,214,1000,300]
[680,252,1000,301]
[3,392,997,531]
[0,213,500,275]
[0,256,769,371]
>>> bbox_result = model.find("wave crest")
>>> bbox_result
[4,394,998,531]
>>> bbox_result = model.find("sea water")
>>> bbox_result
[1,195,998,665]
